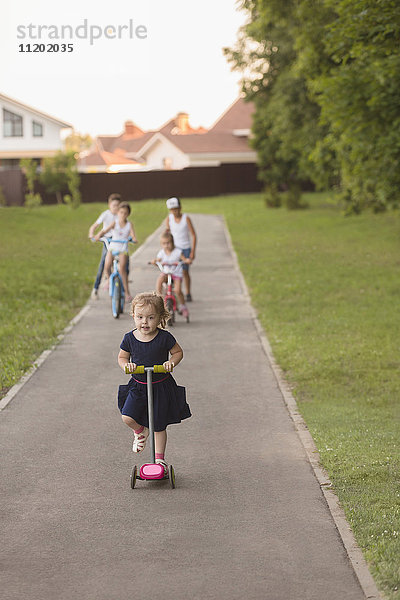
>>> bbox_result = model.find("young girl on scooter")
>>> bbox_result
[117,292,191,473]
[150,230,192,319]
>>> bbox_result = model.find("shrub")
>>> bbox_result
[24,192,42,208]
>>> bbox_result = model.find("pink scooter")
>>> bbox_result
[125,364,176,489]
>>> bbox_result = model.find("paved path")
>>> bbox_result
[1,215,368,600]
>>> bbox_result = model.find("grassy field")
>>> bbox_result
[0,202,165,396]
[1,194,399,598]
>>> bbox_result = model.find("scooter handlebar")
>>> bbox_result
[125,364,172,374]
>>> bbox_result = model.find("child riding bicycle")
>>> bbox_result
[88,193,121,299]
[150,231,191,319]
[95,202,137,302]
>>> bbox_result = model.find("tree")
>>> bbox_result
[64,130,93,153]
[227,0,400,212]
[313,0,400,212]
[40,151,81,207]
[19,158,42,207]
[225,0,329,208]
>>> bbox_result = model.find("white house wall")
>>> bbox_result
[0,98,67,157]
[142,137,190,170]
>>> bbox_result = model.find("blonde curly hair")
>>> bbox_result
[130,291,170,329]
[160,230,175,248]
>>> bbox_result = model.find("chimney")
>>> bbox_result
[124,120,143,137]
[176,112,189,133]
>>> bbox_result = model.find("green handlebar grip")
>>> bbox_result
[124,364,172,374]
[125,365,145,374]
[154,364,172,373]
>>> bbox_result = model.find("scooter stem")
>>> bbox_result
[146,367,156,464]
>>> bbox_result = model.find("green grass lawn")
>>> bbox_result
[1,194,399,598]
[0,202,166,396]
[185,193,400,599]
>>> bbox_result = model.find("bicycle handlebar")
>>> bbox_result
[92,236,137,244]
[149,260,181,273]
[124,364,172,374]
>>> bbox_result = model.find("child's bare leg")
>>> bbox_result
[122,415,149,452]
[119,254,130,297]
[156,273,167,294]
[174,279,185,306]
[183,270,191,296]
[104,251,112,278]
[155,430,167,455]
[121,415,141,431]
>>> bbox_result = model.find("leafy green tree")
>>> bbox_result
[294,0,400,212]
[19,158,42,207]
[64,131,93,153]
[225,0,328,208]
[40,151,80,206]
[228,0,400,212]
[63,166,81,209]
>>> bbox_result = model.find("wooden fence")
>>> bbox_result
[0,163,262,206]
[0,170,25,206]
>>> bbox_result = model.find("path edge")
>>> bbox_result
[220,214,382,600]
[0,304,91,411]
[0,224,164,412]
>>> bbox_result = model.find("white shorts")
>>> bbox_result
[109,241,128,254]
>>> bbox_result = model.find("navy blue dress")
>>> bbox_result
[118,328,191,431]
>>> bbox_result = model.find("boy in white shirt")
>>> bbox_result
[164,197,196,302]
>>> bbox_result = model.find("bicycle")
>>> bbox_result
[151,261,189,325]
[93,236,136,318]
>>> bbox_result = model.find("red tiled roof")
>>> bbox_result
[78,149,140,167]
[113,132,154,154]
[158,118,207,137]
[210,96,254,132]
[96,136,118,152]
[86,96,255,164]
[157,131,252,154]
[96,132,153,155]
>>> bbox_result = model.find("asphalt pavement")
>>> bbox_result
[1,214,371,600]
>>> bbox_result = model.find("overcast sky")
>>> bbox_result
[0,0,247,136]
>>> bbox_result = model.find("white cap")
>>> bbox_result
[166,197,180,209]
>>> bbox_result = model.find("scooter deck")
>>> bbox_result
[131,463,175,489]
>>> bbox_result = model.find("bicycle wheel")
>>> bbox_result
[112,277,122,318]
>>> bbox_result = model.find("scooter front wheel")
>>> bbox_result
[169,465,176,489]
[130,465,137,489]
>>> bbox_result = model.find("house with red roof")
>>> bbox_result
[78,97,256,173]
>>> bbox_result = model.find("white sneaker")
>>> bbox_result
[91,289,98,300]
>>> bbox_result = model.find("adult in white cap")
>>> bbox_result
[165,197,197,301]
